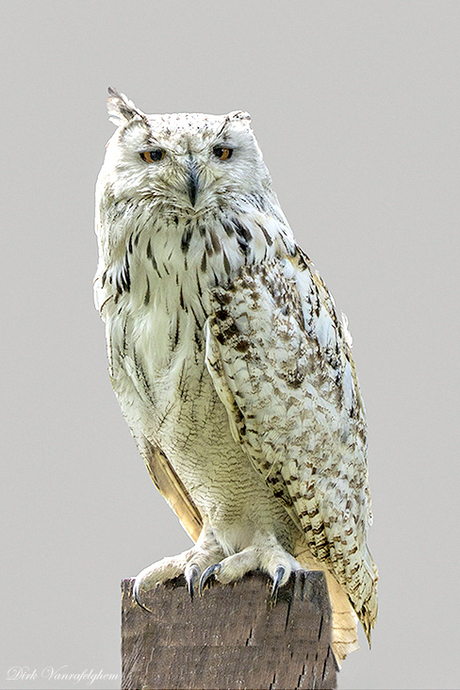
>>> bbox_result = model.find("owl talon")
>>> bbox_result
[270,565,286,601]
[199,563,222,595]
[133,578,153,613]
[185,563,201,600]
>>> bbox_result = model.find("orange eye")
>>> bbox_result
[213,146,233,160]
[140,149,166,163]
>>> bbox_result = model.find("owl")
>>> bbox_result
[94,88,378,662]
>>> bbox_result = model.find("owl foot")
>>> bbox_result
[133,536,225,609]
[198,542,302,598]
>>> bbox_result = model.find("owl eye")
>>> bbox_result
[213,146,233,161]
[140,149,166,163]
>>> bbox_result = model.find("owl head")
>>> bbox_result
[99,88,272,215]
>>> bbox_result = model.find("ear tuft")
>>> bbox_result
[226,110,252,124]
[107,87,147,126]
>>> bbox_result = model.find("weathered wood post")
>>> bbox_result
[121,570,337,689]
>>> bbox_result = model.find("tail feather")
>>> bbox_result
[324,570,360,666]
[296,544,361,665]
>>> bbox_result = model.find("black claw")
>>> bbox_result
[132,579,153,613]
[270,565,286,601]
[185,564,200,600]
[199,563,221,596]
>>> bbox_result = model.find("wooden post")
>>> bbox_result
[121,570,337,690]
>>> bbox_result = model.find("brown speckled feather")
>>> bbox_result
[206,256,378,641]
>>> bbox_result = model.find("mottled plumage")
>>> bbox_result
[94,89,378,662]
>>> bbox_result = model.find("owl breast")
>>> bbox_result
[102,218,299,555]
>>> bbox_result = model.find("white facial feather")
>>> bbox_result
[101,100,269,215]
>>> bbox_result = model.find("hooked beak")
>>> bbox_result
[187,159,199,207]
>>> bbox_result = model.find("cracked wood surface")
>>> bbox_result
[121,570,337,689]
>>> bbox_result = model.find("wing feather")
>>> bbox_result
[205,251,378,641]
[135,434,203,542]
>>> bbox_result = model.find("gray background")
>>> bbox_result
[1,2,459,688]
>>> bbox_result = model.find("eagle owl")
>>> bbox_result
[94,88,378,662]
